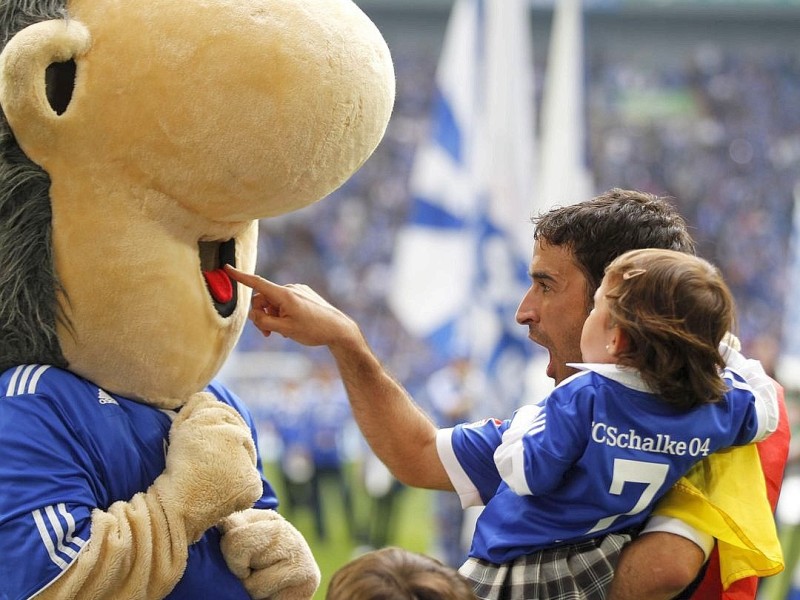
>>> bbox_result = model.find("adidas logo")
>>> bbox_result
[98,389,119,406]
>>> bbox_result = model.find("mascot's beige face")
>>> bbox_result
[0,0,395,407]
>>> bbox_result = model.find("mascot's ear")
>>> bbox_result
[0,20,90,160]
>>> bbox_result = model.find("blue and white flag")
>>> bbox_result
[388,0,537,412]
[520,0,593,399]
[537,0,593,207]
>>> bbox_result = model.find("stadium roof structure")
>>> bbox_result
[356,0,800,15]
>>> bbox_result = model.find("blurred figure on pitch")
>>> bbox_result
[426,357,488,568]
[272,378,315,520]
[307,365,357,542]
[355,444,406,551]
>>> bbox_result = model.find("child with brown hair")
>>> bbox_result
[326,547,477,600]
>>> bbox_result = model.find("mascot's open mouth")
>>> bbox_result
[199,239,238,318]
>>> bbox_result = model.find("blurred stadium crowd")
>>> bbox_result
[238,35,800,384]
[591,46,800,373]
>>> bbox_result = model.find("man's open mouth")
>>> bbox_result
[199,239,237,317]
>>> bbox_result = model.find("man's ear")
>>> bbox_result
[0,19,90,161]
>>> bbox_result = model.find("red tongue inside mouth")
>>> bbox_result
[203,269,234,304]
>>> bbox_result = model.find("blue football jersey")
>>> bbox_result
[438,363,772,564]
[0,365,278,600]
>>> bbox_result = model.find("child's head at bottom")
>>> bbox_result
[326,546,477,600]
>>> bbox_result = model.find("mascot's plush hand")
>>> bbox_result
[155,393,263,542]
[219,509,321,600]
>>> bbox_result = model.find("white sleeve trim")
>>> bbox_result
[435,428,484,509]
[26,543,86,600]
[720,342,779,442]
[641,515,715,559]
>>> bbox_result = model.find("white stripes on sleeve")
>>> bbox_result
[32,503,86,570]
[5,364,50,396]
[494,404,545,496]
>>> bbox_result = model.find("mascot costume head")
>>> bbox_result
[0,0,394,598]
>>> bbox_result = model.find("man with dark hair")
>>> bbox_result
[522,189,696,386]
[229,188,788,599]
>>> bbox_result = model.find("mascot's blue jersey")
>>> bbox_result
[0,365,278,600]
[437,363,774,564]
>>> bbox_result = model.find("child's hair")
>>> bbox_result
[326,546,477,600]
[603,248,735,410]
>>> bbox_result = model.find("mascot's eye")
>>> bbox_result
[45,59,76,115]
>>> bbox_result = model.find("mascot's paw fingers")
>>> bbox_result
[173,392,252,435]
[166,395,258,480]
[156,463,262,544]
[221,510,307,569]
[219,509,319,597]
[241,561,321,600]
[222,468,264,514]
[220,549,252,581]
[171,392,219,426]
[158,394,262,541]
[164,423,260,501]
[218,507,271,533]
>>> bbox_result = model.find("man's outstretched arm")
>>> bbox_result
[227,266,453,491]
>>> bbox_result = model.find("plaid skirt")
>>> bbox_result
[458,532,633,600]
